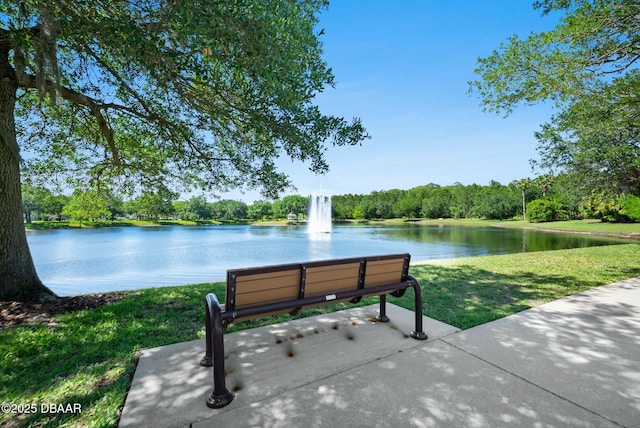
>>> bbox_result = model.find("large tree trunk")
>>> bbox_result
[0,42,56,302]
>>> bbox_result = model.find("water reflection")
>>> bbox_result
[26,224,625,296]
[308,232,332,260]
[373,225,618,253]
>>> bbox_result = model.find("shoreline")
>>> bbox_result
[23,218,640,240]
[492,221,640,241]
[494,224,640,240]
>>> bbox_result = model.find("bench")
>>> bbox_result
[200,253,428,409]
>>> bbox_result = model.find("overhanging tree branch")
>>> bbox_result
[18,73,122,165]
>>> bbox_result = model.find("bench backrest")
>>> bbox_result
[225,254,410,321]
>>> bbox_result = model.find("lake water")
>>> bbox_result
[26,224,623,296]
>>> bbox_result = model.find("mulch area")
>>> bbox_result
[0,293,127,328]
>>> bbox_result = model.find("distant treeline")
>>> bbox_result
[22,174,640,224]
[332,177,640,223]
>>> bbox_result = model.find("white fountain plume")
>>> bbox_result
[307,191,332,233]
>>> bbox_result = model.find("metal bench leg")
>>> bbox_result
[408,277,428,340]
[376,294,390,322]
[200,296,213,367]
[204,293,234,408]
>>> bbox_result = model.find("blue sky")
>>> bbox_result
[227,1,563,203]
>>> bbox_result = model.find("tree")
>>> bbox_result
[135,188,177,220]
[177,196,212,221]
[23,189,69,221]
[247,200,272,221]
[1,1,368,300]
[330,195,350,220]
[534,174,554,197]
[365,190,395,219]
[211,199,247,220]
[62,190,110,226]
[21,184,54,223]
[517,178,532,220]
[280,194,309,219]
[103,190,126,220]
[352,204,365,220]
[395,193,421,219]
[473,181,520,220]
[331,193,363,219]
[421,187,452,219]
[471,0,640,195]
[579,191,624,222]
[271,200,285,219]
[449,183,480,218]
[534,80,640,195]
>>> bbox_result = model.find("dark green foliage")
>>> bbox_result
[471,181,520,220]
[7,0,369,198]
[421,187,452,219]
[620,194,640,222]
[2,0,370,298]
[246,200,273,221]
[25,176,640,226]
[526,198,568,223]
[579,192,626,223]
[472,0,640,197]
[211,199,248,220]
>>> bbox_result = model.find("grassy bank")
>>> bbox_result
[24,217,640,241]
[24,219,225,229]
[495,219,640,238]
[377,218,500,227]
[2,244,640,427]
[330,217,640,240]
[410,243,640,328]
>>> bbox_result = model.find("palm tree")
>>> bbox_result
[517,178,532,220]
[536,174,555,197]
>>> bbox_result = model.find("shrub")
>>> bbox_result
[579,192,626,222]
[620,194,640,222]
[526,198,568,223]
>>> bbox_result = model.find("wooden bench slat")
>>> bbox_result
[305,262,361,278]
[305,283,358,296]
[366,272,403,287]
[231,268,301,316]
[304,262,361,296]
[364,259,405,287]
[235,284,300,308]
[233,270,301,291]
[365,258,405,274]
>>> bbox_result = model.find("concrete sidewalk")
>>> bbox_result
[119,277,640,427]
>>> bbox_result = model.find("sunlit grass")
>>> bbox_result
[23,219,223,229]
[497,219,640,236]
[378,218,501,227]
[2,244,640,426]
[407,243,640,328]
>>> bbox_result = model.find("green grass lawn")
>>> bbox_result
[496,219,640,237]
[410,243,640,328]
[1,243,639,427]
[337,217,640,239]
[24,219,223,229]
